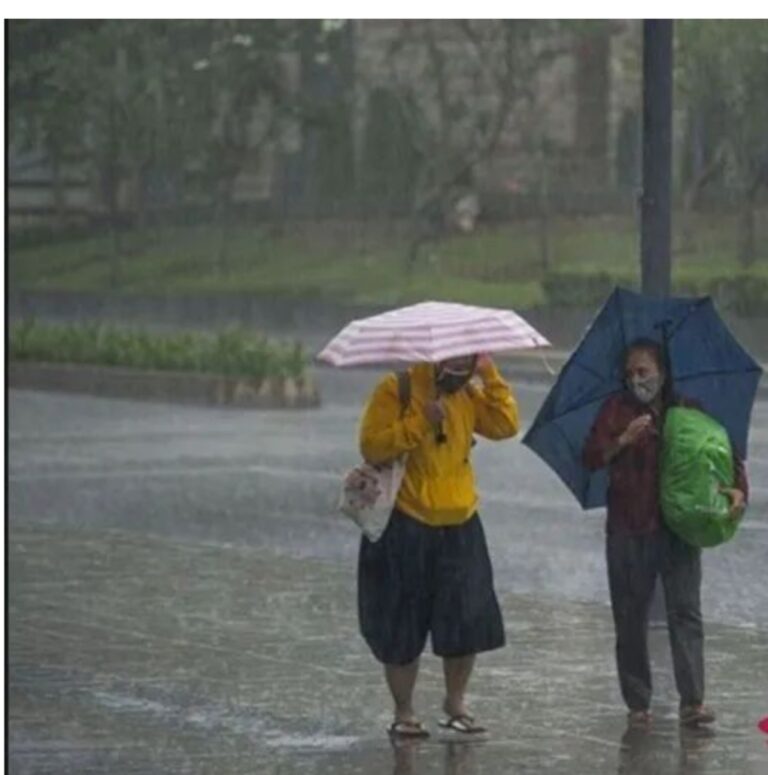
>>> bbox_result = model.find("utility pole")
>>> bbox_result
[640,20,673,297]
[642,21,674,627]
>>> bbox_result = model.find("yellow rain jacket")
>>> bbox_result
[359,362,519,527]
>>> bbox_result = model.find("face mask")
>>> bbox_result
[629,375,662,404]
[436,369,472,394]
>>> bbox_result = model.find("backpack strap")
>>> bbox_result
[395,370,411,418]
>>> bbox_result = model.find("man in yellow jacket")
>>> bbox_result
[357,353,519,739]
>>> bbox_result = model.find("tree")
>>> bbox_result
[295,20,357,215]
[9,21,194,281]
[359,86,421,217]
[678,21,768,265]
[179,20,295,271]
[573,21,613,186]
[8,21,101,225]
[9,20,302,278]
[359,20,566,265]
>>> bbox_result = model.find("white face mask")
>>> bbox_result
[629,375,662,404]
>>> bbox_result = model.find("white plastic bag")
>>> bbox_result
[338,457,407,542]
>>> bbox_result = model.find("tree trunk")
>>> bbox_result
[739,198,756,268]
[575,23,611,185]
[107,188,122,288]
[133,165,147,237]
[406,217,428,272]
[680,142,726,255]
[215,178,234,276]
[537,147,551,271]
[738,162,768,267]
[108,43,128,287]
[102,145,123,288]
[50,149,66,227]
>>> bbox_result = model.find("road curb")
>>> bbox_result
[8,361,322,410]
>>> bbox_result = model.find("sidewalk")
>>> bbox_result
[9,522,768,775]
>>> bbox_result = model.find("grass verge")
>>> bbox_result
[8,213,768,312]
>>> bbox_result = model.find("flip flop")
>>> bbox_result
[438,715,487,736]
[388,720,430,739]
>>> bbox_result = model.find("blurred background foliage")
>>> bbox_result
[7,20,768,313]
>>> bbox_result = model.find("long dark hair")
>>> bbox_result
[623,337,675,409]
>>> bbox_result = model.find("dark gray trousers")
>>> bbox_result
[606,527,704,711]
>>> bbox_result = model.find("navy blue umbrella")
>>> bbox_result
[522,287,763,509]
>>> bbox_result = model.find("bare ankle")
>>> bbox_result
[443,697,468,718]
[395,705,417,723]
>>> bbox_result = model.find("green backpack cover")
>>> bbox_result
[660,407,739,548]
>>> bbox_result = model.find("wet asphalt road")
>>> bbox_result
[7,369,768,774]
[10,369,768,627]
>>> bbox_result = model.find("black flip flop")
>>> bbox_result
[388,720,430,739]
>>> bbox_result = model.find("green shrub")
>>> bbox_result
[9,321,309,381]
[541,270,768,316]
[706,276,768,316]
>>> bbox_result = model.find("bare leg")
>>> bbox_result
[385,659,420,723]
[443,655,476,718]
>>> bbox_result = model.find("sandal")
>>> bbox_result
[627,710,653,726]
[388,720,430,739]
[680,705,716,727]
[438,715,487,736]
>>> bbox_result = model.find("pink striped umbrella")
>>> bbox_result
[317,301,550,367]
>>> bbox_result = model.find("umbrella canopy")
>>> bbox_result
[522,287,763,509]
[316,301,550,367]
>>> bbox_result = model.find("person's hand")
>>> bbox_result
[476,353,494,375]
[720,487,746,520]
[424,400,445,425]
[618,415,655,448]
[474,353,497,386]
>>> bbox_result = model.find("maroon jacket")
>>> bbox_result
[583,393,749,535]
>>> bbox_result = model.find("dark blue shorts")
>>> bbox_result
[357,509,505,665]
